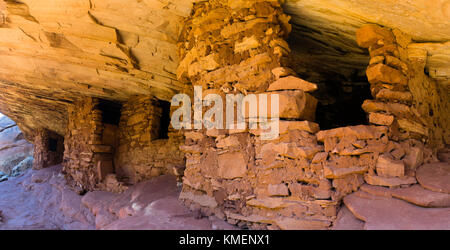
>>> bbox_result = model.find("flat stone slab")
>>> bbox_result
[360,184,392,198]
[344,191,450,230]
[332,205,365,230]
[391,185,450,208]
[416,162,450,194]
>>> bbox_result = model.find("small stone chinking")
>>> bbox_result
[176,0,449,230]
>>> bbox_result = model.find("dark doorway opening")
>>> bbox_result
[97,100,122,126]
[157,100,171,139]
[48,137,58,152]
[312,76,372,130]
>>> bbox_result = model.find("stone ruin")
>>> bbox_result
[0,0,448,230]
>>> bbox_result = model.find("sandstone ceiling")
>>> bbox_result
[0,0,449,138]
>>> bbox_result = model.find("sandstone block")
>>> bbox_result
[376,154,405,177]
[283,145,323,160]
[324,137,338,152]
[216,135,241,148]
[279,120,320,134]
[267,76,318,92]
[403,147,424,172]
[235,36,260,53]
[317,125,388,142]
[324,166,368,179]
[356,24,395,48]
[188,54,220,77]
[127,113,146,126]
[246,197,289,209]
[271,67,297,79]
[362,100,412,117]
[244,91,318,120]
[369,55,385,65]
[364,174,417,187]
[312,152,328,164]
[217,152,247,179]
[184,131,204,141]
[366,63,408,85]
[369,112,394,126]
[179,145,202,154]
[179,191,218,209]
[375,89,413,103]
[205,128,227,138]
[268,184,289,197]
[289,183,331,200]
[385,55,408,73]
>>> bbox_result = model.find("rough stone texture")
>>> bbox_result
[0,165,229,230]
[63,95,184,192]
[357,24,449,147]
[0,0,449,141]
[344,191,450,230]
[63,97,119,192]
[0,0,448,231]
[0,115,34,175]
[416,162,450,194]
[0,165,95,229]
[332,205,365,230]
[286,0,450,91]
[390,185,450,208]
[177,0,339,230]
[33,128,64,170]
[115,95,185,184]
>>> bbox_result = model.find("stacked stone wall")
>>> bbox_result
[115,95,185,184]
[177,1,441,230]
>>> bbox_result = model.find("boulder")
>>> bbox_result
[0,116,34,176]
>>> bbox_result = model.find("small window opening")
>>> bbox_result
[97,100,122,126]
[157,100,171,139]
[313,77,372,130]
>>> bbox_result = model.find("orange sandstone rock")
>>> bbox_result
[267,76,318,92]
[366,63,408,85]
[356,24,395,48]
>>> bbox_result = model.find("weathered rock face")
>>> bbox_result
[0,0,194,138]
[0,115,33,176]
[0,0,448,230]
[0,0,448,139]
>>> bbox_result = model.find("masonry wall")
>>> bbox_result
[63,97,126,193]
[33,128,64,170]
[357,25,449,148]
[115,95,185,184]
[176,0,441,230]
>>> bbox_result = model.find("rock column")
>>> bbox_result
[176,0,337,230]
